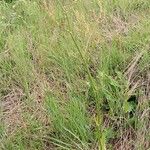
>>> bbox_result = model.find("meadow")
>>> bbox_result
[0,0,150,149]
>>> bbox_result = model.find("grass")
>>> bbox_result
[0,0,150,149]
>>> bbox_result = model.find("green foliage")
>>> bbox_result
[0,0,150,149]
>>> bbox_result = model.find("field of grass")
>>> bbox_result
[0,0,150,149]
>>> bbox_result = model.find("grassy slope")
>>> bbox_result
[0,0,150,149]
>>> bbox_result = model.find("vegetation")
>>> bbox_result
[0,0,150,149]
